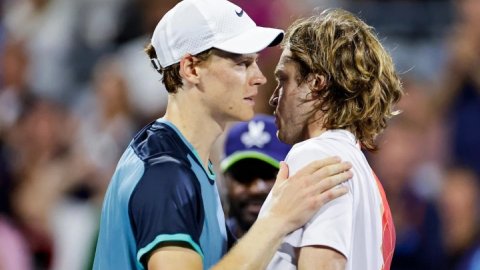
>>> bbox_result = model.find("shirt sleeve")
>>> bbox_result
[283,141,354,259]
[128,158,204,264]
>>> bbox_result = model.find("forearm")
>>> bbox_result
[211,217,287,270]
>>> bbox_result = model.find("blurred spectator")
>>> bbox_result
[69,0,130,85]
[0,34,35,270]
[115,38,168,123]
[439,166,480,270]
[0,139,13,218]
[5,97,100,270]
[394,78,447,199]
[0,4,6,57]
[0,216,33,270]
[430,0,480,177]
[57,55,138,270]
[77,0,129,51]
[0,39,35,134]
[370,113,445,269]
[0,116,33,270]
[72,55,136,201]
[3,0,78,102]
[6,98,74,269]
[220,114,291,237]
[113,0,179,123]
[115,0,179,44]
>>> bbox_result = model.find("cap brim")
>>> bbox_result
[214,27,284,54]
[220,151,280,172]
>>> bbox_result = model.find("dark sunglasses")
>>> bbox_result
[226,159,278,184]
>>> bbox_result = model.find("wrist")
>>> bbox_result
[254,214,291,237]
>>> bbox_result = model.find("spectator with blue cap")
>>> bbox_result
[221,114,291,237]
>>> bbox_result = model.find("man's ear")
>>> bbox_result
[309,74,327,97]
[179,54,201,84]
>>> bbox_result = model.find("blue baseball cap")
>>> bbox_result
[221,114,291,172]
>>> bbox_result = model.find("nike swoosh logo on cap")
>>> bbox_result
[235,9,244,17]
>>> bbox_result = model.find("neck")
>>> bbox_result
[164,91,225,169]
[304,114,327,139]
[306,126,326,139]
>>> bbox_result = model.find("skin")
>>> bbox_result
[225,160,278,236]
[195,52,265,124]
[227,175,274,231]
[270,49,326,145]
[270,48,347,269]
[165,52,264,168]
[147,50,353,270]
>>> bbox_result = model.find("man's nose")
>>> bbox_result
[251,63,267,86]
[269,92,279,107]
[248,178,270,193]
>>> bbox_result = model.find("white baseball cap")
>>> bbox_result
[151,0,284,68]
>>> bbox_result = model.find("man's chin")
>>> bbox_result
[238,215,257,231]
[245,203,263,214]
[241,208,262,223]
[230,199,267,229]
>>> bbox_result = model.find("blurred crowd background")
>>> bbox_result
[0,0,479,269]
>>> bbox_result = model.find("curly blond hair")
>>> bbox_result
[284,9,403,151]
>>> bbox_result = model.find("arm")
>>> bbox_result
[298,246,346,270]
[148,157,352,270]
[130,162,205,270]
[284,144,354,270]
[211,157,352,270]
[148,243,203,270]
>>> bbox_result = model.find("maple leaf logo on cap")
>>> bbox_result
[240,121,271,148]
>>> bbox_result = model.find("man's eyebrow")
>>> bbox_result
[283,56,296,64]
[238,54,258,62]
[225,53,258,62]
[275,57,296,76]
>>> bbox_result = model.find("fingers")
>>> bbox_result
[315,170,353,194]
[312,161,352,180]
[310,168,352,209]
[295,156,342,177]
[275,161,289,184]
[316,185,349,207]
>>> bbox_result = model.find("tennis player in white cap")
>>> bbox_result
[93,1,353,269]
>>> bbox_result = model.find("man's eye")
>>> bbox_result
[240,61,252,67]
[237,58,256,67]
[276,77,286,84]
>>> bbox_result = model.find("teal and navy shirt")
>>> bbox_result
[93,119,232,270]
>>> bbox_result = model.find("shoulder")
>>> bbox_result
[131,120,190,164]
[286,130,359,174]
[290,130,358,158]
[128,157,203,229]
[135,157,199,198]
[285,137,332,174]
[288,138,328,158]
